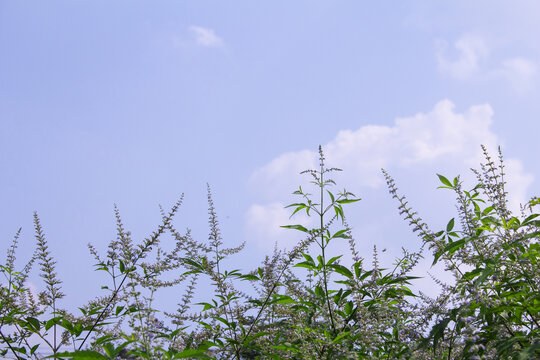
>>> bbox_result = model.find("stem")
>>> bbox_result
[240,223,325,345]
[77,199,180,351]
[319,162,336,334]
[52,302,57,354]
[0,328,23,360]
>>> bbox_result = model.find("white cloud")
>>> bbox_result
[498,57,537,93]
[436,34,538,92]
[436,34,489,79]
[188,26,224,48]
[245,202,314,252]
[247,100,533,250]
[251,100,497,192]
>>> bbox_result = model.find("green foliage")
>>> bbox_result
[0,145,538,359]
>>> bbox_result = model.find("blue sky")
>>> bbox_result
[1,1,540,313]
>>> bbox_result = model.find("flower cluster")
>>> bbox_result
[0,146,538,359]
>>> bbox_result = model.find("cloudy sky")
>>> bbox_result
[1,1,539,311]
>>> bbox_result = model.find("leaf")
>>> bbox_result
[272,295,295,305]
[213,316,230,327]
[329,264,353,279]
[437,174,453,188]
[280,224,309,233]
[45,350,109,359]
[327,190,335,203]
[61,318,74,332]
[359,270,374,281]
[334,205,344,222]
[326,255,342,266]
[431,317,451,350]
[294,261,317,271]
[463,268,483,281]
[44,316,62,331]
[182,258,203,269]
[332,331,350,344]
[446,218,455,232]
[522,213,539,225]
[25,317,40,331]
[302,253,315,263]
[173,348,212,359]
[353,260,362,278]
[288,203,307,218]
[197,302,215,311]
[30,344,39,355]
[385,276,420,285]
[332,229,350,239]
[118,259,125,273]
[239,274,260,281]
[344,301,353,315]
[474,264,494,287]
[197,321,213,331]
[443,238,466,256]
[336,199,360,204]
[518,342,540,360]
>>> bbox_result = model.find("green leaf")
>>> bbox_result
[437,174,453,188]
[522,213,539,225]
[61,318,74,332]
[197,302,215,311]
[336,199,360,204]
[30,344,39,355]
[46,350,109,359]
[344,301,353,315]
[359,270,374,281]
[280,224,309,233]
[443,238,466,256]
[518,342,540,360]
[197,321,213,331]
[272,295,295,304]
[240,274,260,281]
[326,255,342,266]
[332,229,350,239]
[463,268,483,281]
[332,331,350,344]
[213,316,230,327]
[302,253,315,263]
[474,264,494,287]
[44,316,62,331]
[182,258,203,269]
[446,218,455,232]
[431,317,451,350]
[118,259,125,273]
[173,348,212,359]
[294,261,317,271]
[327,190,335,203]
[329,264,353,279]
[26,317,40,331]
[353,261,362,278]
[288,203,307,217]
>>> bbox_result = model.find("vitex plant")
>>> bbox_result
[382,146,540,359]
[0,146,538,359]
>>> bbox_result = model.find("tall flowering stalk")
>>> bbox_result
[0,145,537,359]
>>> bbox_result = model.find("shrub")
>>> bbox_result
[0,146,538,359]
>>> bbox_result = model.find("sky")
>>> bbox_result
[1,1,540,316]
